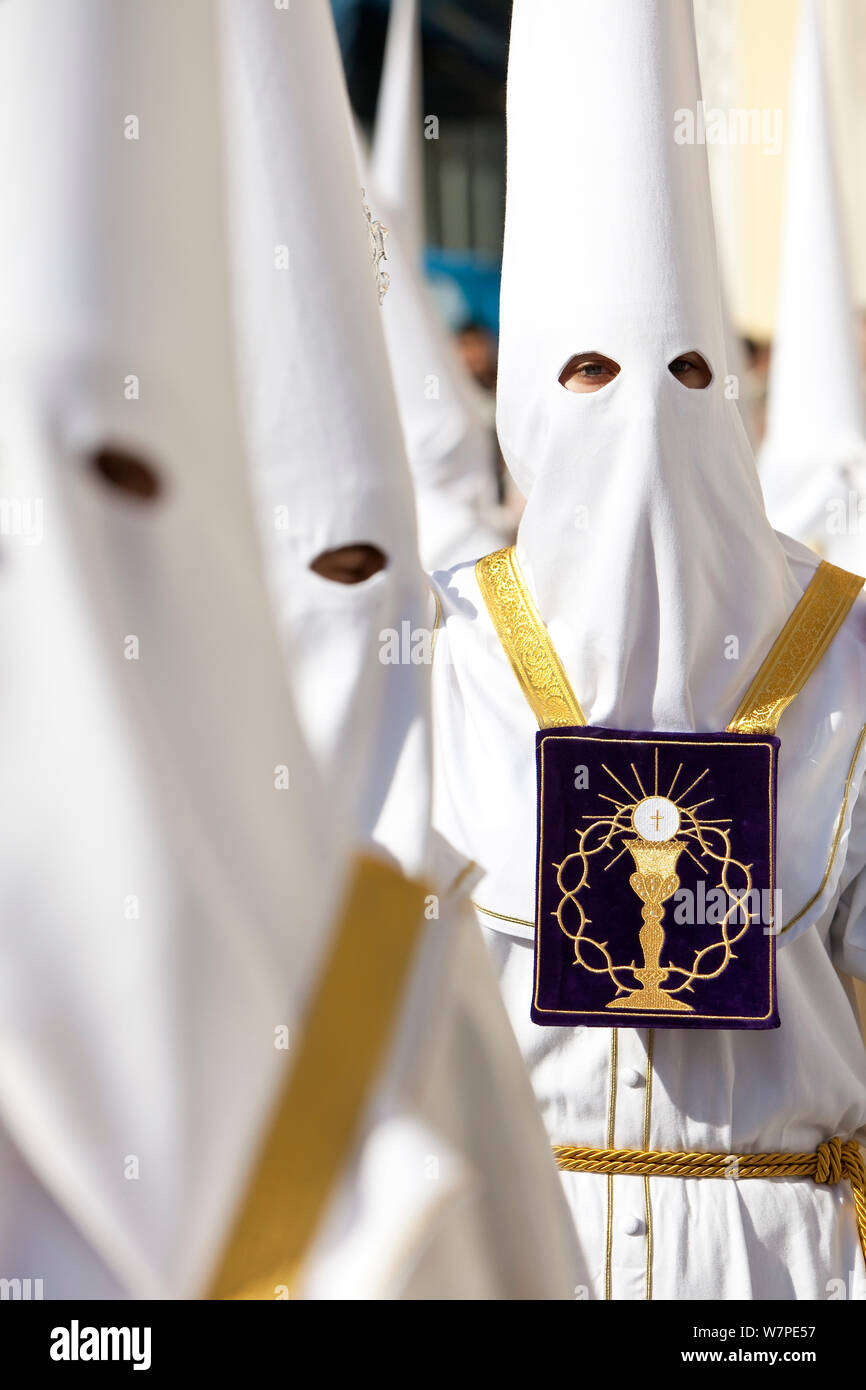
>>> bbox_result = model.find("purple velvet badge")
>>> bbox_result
[531,727,780,1031]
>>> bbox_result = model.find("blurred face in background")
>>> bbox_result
[456,322,498,393]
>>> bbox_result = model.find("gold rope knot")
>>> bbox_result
[553,1136,866,1271]
[815,1136,843,1185]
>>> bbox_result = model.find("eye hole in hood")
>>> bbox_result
[310,544,387,585]
[668,351,712,390]
[559,353,621,394]
[91,446,163,502]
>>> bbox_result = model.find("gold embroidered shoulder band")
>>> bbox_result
[553,1138,866,1267]
[208,855,428,1300]
[727,561,865,733]
[475,545,585,728]
[476,547,864,735]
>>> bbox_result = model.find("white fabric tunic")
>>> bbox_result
[430,536,866,1300]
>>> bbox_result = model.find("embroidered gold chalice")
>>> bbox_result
[554,754,755,1018]
[607,796,693,1013]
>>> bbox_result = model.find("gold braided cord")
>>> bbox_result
[553,1137,866,1266]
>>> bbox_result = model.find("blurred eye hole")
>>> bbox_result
[309,543,387,585]
[668,351,712,390]
[91,446,162,501]
[559,353,621,394]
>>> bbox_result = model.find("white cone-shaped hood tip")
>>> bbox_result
[368,0,502,569]
[499,0,797,732]
[759,0,866,546]
[375,187,503,571]
[372,0,425,263]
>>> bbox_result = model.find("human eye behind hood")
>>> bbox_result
[558,353,621,394]
[667,351,712,390]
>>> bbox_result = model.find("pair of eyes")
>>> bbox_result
[559,351,712,393]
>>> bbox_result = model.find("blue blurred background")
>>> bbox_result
[331,0,510,332]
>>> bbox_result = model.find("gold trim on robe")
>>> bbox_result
[473,546,864,939]
[475,546,585,728]
[728,561,866,734]
[476,546,863,738]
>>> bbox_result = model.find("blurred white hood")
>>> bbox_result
[0,0,346,1296]
[759,0,866,569]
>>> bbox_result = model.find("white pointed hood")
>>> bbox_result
[759,0,866,566]
[221,0,417,580]
[375,200,506,571]
[367,0,504,570]
[0,0,346,1296]
[371,0,425,263]
[221,0,430,874]
[499,0,798,732]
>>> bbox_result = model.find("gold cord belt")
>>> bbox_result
[554,1136,866,1264]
